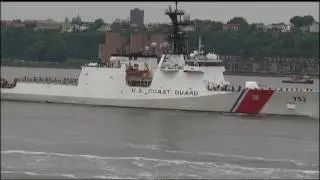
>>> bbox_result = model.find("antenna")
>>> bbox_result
[175,1,178,10]
[166,0,189,55]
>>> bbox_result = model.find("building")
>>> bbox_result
[300,22,319,33]
[35,19,61,30]
[61,22,74,33]
[79,23,89,32]
[98,31,167,63]
[130,33,147,53]
[309,22,319,33]
[254,23,265,29]
[99,32,128,63]
[300,25,309,33]
[0,21,7,28]
[23,20,38,28]
[97,24,111,32]
[61,22,89,33]
[1,20,25,29]
[223,24,240,31]
[267,23,291,32]
[130,8,144,26]
[252,23,266,31]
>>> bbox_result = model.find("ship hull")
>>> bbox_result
[1,88,319,119]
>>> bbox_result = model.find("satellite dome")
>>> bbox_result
[145,46,150,51]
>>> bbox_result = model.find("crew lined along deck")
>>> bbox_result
[1,76,317,93]
[206,83,316,92]
[14,76,79,86]
[1,78,17,88]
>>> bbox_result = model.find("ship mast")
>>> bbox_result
[165,1,188,55]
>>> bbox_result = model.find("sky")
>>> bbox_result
[1,1,319,24]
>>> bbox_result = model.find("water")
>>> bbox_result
[1,66,319,179]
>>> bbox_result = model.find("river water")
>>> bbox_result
[1,66,319,179]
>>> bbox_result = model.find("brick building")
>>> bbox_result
[223,24,240,31]
[130,33,147,53]
[98,31,167,63]
[99,32,128,63]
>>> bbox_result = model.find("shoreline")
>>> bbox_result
[223,72,319,78]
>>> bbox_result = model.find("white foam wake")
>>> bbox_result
[1,149,318,177]
[1,170,77,178]
[164,150,309,166]
[123,143,314,167]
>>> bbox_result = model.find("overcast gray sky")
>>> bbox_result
[1,1,319,24]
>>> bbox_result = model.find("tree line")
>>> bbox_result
[186,29,318,59]
[1,16,319,62]
[1,28,105,62]
[186,16,318,59]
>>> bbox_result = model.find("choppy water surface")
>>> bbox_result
[1,66,319,179]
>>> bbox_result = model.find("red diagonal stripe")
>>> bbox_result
[235,89,274,114]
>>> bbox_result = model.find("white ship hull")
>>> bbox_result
[1,84,319,118]
[2,4,318,119]
[1,55,319,118]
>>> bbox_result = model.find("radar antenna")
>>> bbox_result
[165,1,190,55]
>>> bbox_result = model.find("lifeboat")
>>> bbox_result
[126,66,151,77]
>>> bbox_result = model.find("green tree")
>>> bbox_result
[227,17,249,31]
[302,15,315,26]
[23,46,38,60]
[90,18,105,30]
[210,21,223,31]
[290,16,304,28]
[1,25,318,62]
[44,39,67,62]
[290,15,315,29]
[227,17,248,25]
[32,40,47,61]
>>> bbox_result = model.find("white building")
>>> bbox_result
[61,22,74,33]
[309,22,319,33]
[61,23,89,33]
[79,23,89,32]
[267,23,291,32]
[97,24,111,32]
[300,25,309,33]
[252,22,266,30]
